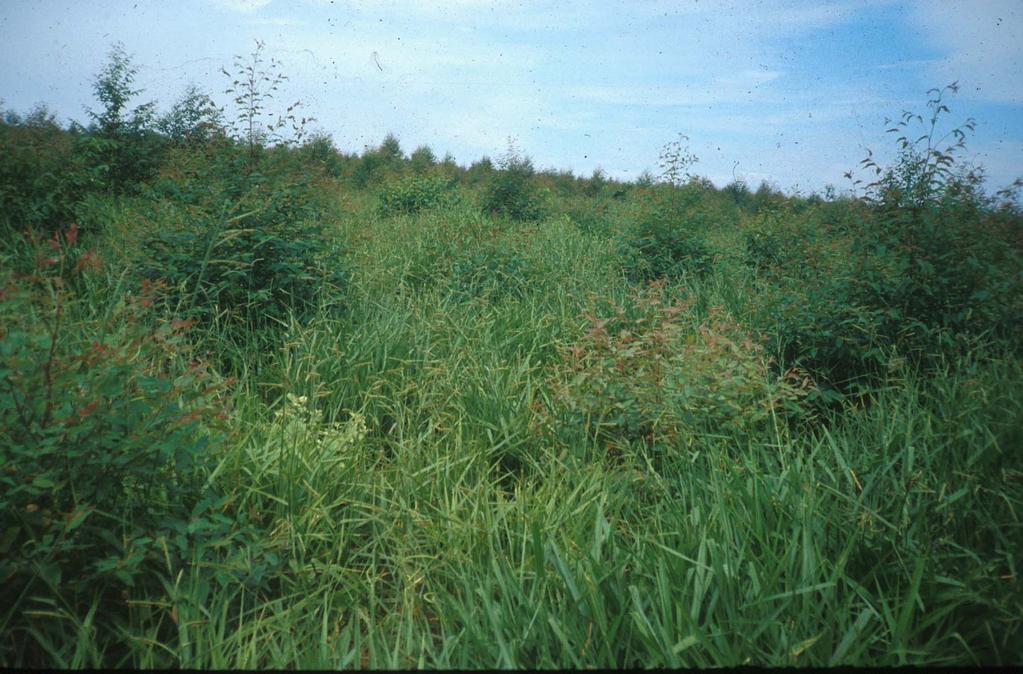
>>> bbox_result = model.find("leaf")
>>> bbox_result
[65,506,94,532]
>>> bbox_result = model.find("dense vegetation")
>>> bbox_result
[1,45,1021,668]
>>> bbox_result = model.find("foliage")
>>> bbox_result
[848,84,1022,355]
[293,132,346,178]
[350,135,406,189]
[657,133,698,190]
[140,164,344,345]
[3,61,1023,668]
[481,140,548,221]
[542,285,811,459]
[378,175,460,216]
[0,106,83,235]
[742,85,1023,393]
[623,206,713,281]
[84,42,164,191]
[0,228,233,664]
[157,85,224,147]
[222,40,312,169]
[409,144,437,173]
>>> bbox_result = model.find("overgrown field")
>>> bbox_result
[1,48,1021,667]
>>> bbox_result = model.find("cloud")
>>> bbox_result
[909,0,1023,103]
[567,70,784,108]
[211,0,273,13]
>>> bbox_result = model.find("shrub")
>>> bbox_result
[140,46,345,350]
[378,175,460,216]
[140,167,344,342]
[0,106,82,235]
[847,83,1023,361]
[481,142,548,221]
[746,85,1023,393]
[0,228,231,662]
[134,136,344,363]
[222,40,312,170]
[623,207,713,282]
[541,285,811,460]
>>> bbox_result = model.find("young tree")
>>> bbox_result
[409,144,437,173]
[83,42,161,190]
[87,42,155,137]
[158,85,224,146]
[222,40,312,168]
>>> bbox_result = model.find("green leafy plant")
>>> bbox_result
[157,84,224,147]
[83,42,164,192]
[623,208,713,282]
[378,175,461,216]
[0,106,83,235]
[846,83,1023,361]
[542,285,810,460]
[658,133,698,191]
[140,181,344,344]
[221,40,313,171]
[481,139,548,221]
[0,227,232,663]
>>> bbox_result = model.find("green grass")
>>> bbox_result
[3,182,1021,669]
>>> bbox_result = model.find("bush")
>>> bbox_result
[481,144,548,221]
[378,175,460,216]
[0,228,232,662]
[0,107,113,236]
[140,148,345,348]
[623,206,713,282]
[842,85,1023,369]
[541,286,811,461]
[852,177,1022,356]
[745,86,1023,393]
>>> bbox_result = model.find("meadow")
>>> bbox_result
[1,45,1021,667]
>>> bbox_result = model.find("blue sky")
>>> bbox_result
[1,0,1020,193]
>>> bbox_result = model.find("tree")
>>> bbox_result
[87,42,155,137]
[83,42,161,191]
[379,133,404,163]
[409,145,437,173]
[158,85,224,146]
[222,40,312,169]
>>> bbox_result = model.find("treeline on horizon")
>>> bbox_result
[0,42,867,234]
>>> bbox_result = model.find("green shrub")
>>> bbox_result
[378,175,460,216]
[0,108,110,236]
[140,149,345,349]
[481,144,548,221]
[541,286,811,460]
[0,229,231,659]
[746,86,1023,393]
[850,85,1021,341]
[623,207,713,281]
[852,180,1022,357]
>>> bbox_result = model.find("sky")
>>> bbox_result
[1,0,1021,193]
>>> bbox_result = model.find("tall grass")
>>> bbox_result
[5,189,1019,667]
